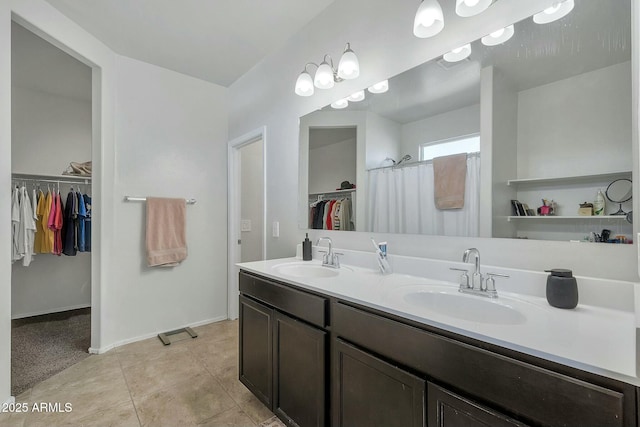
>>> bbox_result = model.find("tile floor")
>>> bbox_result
[0,320,286,427]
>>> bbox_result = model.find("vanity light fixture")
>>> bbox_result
[368,80,389,94]
[443,43,472,62]
[455,0,494,17]
[347,90,366,102]
[413,0,444,38]
[295,43,360,96]
[331,98,349,109]
[533,0,574,24]
[481,24,515,46]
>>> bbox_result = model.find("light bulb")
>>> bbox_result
[314,61,335,89]
[294,71,314,97]
[481,24,514,46]
[347,90,365,102]
[413,0,444,38]
[455,0,493,17]
[331,98,349,109]
[443,43,471,62]
[533,0,574,24]
[338,44,360,80]
[368,80,389,94]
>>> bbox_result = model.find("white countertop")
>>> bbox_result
[237,252,639,386]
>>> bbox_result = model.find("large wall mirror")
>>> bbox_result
[299,0,633,242]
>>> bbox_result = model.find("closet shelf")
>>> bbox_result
[507,171,631,187]
[507,215,629,222]
[12,172,92,183]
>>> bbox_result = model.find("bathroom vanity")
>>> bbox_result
[238,254,639,427]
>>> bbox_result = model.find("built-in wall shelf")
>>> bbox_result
[507,215,628,222]
[507,171,631,187]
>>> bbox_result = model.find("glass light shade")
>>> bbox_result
[533,0,574,24]
[347,90,365,102]
[455,0,493,17]
[481,25,515,46]
[338,47,360,80]
[314,61,335,89]
[413,0,444,38]
[294,71,314,96]
[331,98,349,109]
[443,44,472,62]
[368,80,389,94]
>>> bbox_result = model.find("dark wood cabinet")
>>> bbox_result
[239,295,273,408]
[333,338,426,427]
[239,271,329,427]
[273,311,326,427]
[428,383,528,427]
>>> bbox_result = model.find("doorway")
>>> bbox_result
[228,127,267,319]
[10,21,93,396]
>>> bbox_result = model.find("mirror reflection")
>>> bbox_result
[300,0,632,242]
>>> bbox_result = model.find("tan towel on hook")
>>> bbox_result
[146,197,187,267]
[433,153,467,210]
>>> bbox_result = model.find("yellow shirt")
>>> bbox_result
[39,191,55,254]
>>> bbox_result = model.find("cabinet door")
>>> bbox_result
[428,383,528,427]
[273,312,326,427]
[239,295,274,409]
[333,339,425,427]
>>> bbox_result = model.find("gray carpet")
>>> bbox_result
[11,308,91,396]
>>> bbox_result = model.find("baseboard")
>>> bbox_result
[3,396,15,406]
[88,315,228,354]
[12,303,91,320]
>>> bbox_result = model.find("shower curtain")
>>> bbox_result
[367,154,480,236]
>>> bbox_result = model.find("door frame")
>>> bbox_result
[227,126,267,319]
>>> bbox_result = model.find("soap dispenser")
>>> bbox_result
[302,233,312,261]
[545,269,578,309]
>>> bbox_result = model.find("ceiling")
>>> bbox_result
[12,21,92,101]
[44,0,336,87]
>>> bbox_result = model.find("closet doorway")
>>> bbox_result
[10,22,93,396]
[227,127,267,319]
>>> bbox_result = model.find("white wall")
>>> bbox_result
[309,137,357,194]
[108,55,228,346]
[11,84,92,318]
[400,103,480,159]
[228,0,638,282]
[365,112,401,169]
[241,139,264,263]
[517,61,632,179]
[12,86,91,175]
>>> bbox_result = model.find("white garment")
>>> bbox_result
[367,154,480,236]
[11,186,21,263]
[20,186,36,266]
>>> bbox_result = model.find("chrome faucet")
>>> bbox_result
[462,248,482,290]
[317,237,341,268]
[450,248,509,298]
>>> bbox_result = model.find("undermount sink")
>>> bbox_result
[271,262,340,278]
[396,286,527,325]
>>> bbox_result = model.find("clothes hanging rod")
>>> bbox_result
[124,196,197,205]
[11,176,91,185]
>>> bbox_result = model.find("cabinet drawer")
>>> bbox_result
[333,301,632,427]
[240,271,327,328]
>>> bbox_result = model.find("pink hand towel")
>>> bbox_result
[433,153,467,210]
[146,197,187,267]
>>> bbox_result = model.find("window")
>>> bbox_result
[419,134,480,161]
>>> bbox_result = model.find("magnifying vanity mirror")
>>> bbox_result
[605,179,633,216]
[298,0,633,243]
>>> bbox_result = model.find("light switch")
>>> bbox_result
[272,221,279,238]
[241,219,252,232]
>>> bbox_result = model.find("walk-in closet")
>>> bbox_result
[10,22,93,395]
